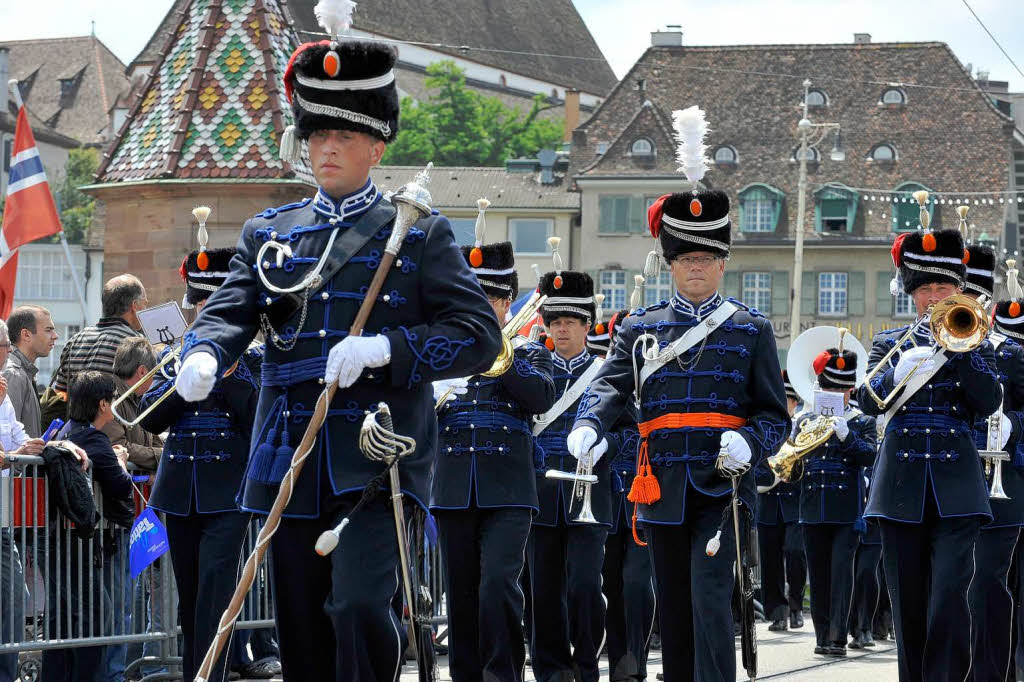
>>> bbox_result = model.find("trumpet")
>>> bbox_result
[545,449,599,524]
[434,292,547,409]
[861,293,988,410]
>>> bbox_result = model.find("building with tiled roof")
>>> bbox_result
[87,0,314,307]
[129,0,616,123]
[569,30,1016,356]
[0,35,130,147]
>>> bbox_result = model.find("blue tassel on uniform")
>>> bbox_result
[269,428,295,483]
[249,428,278,484]
[854,517,867,534]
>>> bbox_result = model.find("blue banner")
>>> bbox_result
[129,507,169,581]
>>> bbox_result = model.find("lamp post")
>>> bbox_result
[788,79,844,342]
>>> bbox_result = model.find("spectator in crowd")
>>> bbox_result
[103,337,162,472]
[101,336,163,682]
[53,274,147,397]
[42,371,133,682]
[3,305,57,437]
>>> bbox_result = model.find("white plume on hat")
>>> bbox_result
[672,106,710,188]
[315,0,357,39]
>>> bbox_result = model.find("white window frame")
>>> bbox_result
[508,218,554,257]
[644,271,674,307]
[870,144,896,162]
[14,249,77,301]
[631,138,654,156]
[742,272,772,314]
[600,270,628,311]
[714,146,738,164]
[741,193,775,232]
[881,88,906,105]
[818,272,848,317]
[894,291,915,318]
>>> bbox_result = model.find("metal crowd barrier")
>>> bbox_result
[1,455,275,682]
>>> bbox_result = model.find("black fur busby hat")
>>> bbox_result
[539,236,595,325]
[180,248,235,308]
[889,191,967,295]
[993,260,1024,340]
[813,347,858,390]
[461,199,517,299]
[646,106,731,260]
[965,243,996,298]
[280,1,399,161]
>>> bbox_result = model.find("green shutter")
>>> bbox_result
[801,271,817,315]
[738,195,747,232]
[848,271,865,316]
[771,271,789,317]
[876,271,893,316]
[629,196,646,233]
[598,196,613,233]
[723,271,741,300]
[771,194,783,232]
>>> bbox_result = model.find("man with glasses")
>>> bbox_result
[568,181,789,681]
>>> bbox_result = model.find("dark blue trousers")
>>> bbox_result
[969,526,1019,682]
[803,523,858,648]
[850,541,882,635]
[527,523,608,682]
[757,520,806,621]
[436,507,531,682]
[603,519,655,682]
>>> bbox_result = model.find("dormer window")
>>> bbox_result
[880,88,907,106]
[805,89,828,108]
[713,145,738,167]
[791,145,820,164]
[631,138,654,157]
[868,143,898,163]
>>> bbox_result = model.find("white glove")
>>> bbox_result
[433,377,469,404]
[591,437,609,465]
[567,426,598,460]
[893,346,935,384]
[719,430,752,474]
[1001,418,1013,449]
[177,351,218,402]
[833,417,850,442]
[325,335,391,388]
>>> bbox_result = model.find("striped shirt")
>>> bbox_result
[54,317,141,392]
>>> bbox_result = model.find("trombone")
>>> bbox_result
[861,293,988,410]
[434,292,547,409]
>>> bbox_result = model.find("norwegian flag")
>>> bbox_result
[1,99,64,317]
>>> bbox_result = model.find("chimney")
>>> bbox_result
[651,25,683,47]
[854,33,871,44]
[563,88,580,143]
[0,47,8,115]
[537,149,557,185]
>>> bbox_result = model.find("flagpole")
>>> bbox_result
[8,79,89,325]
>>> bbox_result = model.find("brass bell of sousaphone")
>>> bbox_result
[768,326,868,482]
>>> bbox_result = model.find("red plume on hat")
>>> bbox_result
[891,233,909,269]
[813,350,832,376]
[648,194,670,239]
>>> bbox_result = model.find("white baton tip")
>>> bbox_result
[315,531,339,556]
[705,531,722,557]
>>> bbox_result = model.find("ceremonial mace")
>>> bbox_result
[194,164,434,682]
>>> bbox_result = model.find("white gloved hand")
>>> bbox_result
[433,377,469,404]
[833,417,850,442]
[719,430,752,474]
[567,426,598,460]
[1000,418,1013,449]
[893,346,935,384]
[325,335,391,388]
[591,437,609,465]
[177,351,218,402]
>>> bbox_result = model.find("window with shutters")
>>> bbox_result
[644,272,674,306]
[742,272,772,314]
[739,184,783,232]
[508,218,553,255]
[600,270,628,310]
[598,195,647,234]
[818,272,848,316]
[814,184,859,233]
[892,182,934,232]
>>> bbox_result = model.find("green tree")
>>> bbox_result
[383,61,564,167]
[53,147,99,244]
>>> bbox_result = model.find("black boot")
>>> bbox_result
[768,618,788,632]
[790,610,804,629]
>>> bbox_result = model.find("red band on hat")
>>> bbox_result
[647,194,671,239]
[283,40,331,103]
[179,256,188,283]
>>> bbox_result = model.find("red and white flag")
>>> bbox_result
[1,100,64,317]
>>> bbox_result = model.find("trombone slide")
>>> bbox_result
[544,470,598,484]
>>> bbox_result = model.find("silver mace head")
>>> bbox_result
[359,402,416,462]
[386,162,434,256]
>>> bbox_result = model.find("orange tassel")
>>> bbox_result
[627,441,661,505]
[631,505,647,547]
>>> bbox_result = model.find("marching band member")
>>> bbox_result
[139,245,262,682]
[430,201,556,682]
[794,344,876,657]
[170,3,502,679]
[857,204,1000,682]
[848,462,883,650]
[966,246,1024,681]
[567,106,790,682]
[755,370,807,632]
[600,309,657,682]
[528,254,634,682]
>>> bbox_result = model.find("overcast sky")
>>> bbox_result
[1,0,1022,91]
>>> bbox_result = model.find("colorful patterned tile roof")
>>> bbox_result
[97,0,312,184]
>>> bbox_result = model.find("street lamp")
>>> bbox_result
[788,79,844,342]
